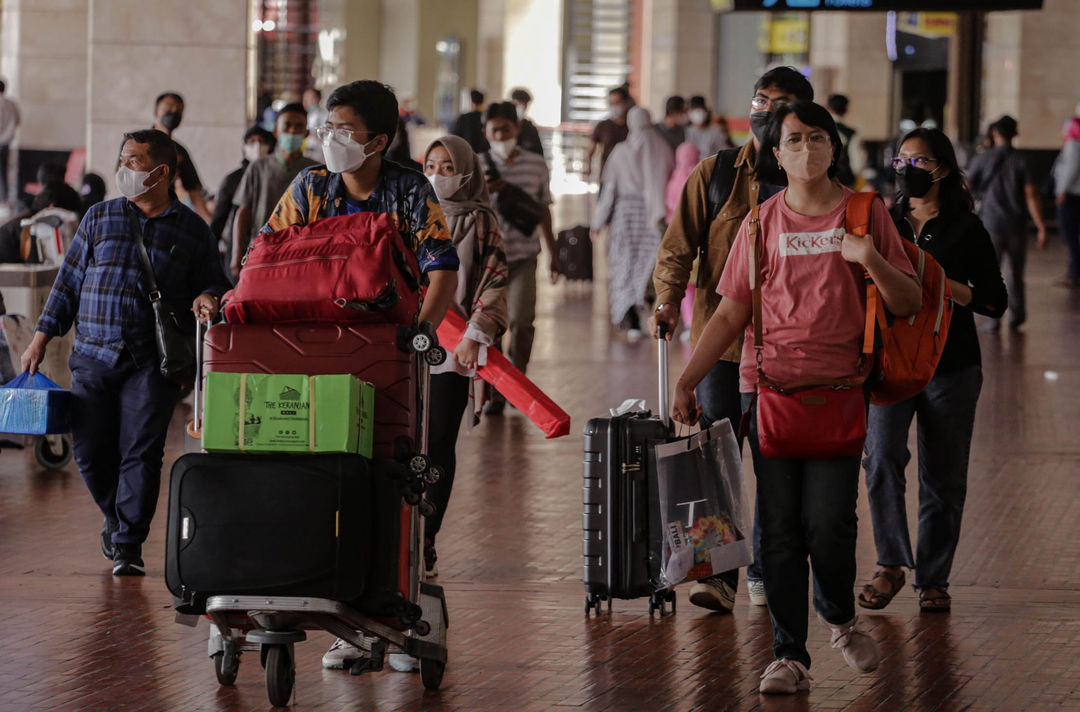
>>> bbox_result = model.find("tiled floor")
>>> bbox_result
[1,197,1079,710]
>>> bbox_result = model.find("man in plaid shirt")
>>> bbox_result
[22,129,230,575]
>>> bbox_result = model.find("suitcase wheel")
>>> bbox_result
[584,593,604,616]
[410,331,433,354]
[423,465,442,485]
[408,454,431,475]
[263,644,295,707]
[424,346,447,366]
[420,657,445,691]
[648,590,677,617]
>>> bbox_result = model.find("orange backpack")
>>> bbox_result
[846,192,953,406]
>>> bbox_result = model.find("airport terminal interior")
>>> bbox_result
[0,0,1078,710]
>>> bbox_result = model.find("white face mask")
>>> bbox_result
[115,165,163,199]
[243,142,267,163]
[489,138,516,159]
[323,135,376,174]
[688,108,708,126]
[426,172,470,200]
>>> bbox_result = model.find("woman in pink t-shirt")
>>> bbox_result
[670,102,921,695]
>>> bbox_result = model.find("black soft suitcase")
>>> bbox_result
[556,225,594,281]
[582,329,676,615]
[165,452,376,614]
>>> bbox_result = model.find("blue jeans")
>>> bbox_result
[697,361,763,585]
[863,365,983,591]
[742,393,861,669]
[69,351,179,545]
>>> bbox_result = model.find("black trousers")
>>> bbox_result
[425,372,471,543]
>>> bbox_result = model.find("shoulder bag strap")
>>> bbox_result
[124,206,162,302]
[845,191,878,359]
[747,200,764,379]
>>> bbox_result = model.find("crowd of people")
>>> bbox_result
[3,63,1076,695]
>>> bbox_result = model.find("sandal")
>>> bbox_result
[857,568,905,610]
[918,587,951,613]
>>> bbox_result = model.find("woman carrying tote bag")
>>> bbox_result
[671,101,921,695]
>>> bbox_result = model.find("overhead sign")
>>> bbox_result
[727,0,1042,10]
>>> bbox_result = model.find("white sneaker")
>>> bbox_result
[688,579,735,612]
[388,653,418,672]
[747,579,767,606]
[759,658,812,694]
[824,615,880,673]
[321,636,371,670]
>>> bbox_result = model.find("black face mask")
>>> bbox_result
[749,111,771,143]
[160,111,182,131]
[896,166,936,198]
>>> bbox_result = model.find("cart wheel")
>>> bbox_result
[411,332,432,354]
[264,644,295,708]
[34,436,71,469]
[420,657,445,691]
[424,347,446,367]
[212,651,239,686]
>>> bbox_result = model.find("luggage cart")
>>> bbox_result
[0,263,75,469]
[182,319,449,707]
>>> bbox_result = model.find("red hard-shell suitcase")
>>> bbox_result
[202,322,418,459]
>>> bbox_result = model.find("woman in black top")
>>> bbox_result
[859,128,1007,613]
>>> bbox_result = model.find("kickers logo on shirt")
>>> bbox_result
[778,228,846,257]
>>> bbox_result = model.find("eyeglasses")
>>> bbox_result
[780,133,830,150]
[892,156,938,171]
[751,96,790,112]
[315,126,373,145]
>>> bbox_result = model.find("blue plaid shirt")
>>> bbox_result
[37,197,230,367]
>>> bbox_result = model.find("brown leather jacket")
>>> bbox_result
[652,140,761,361]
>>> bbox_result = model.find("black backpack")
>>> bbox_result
[696,147,741,285]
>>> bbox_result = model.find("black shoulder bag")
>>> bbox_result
[125,208,196,387]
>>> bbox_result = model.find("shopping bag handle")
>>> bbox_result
[4,370,62,389]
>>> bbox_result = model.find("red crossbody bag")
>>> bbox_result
[745,197,872,460]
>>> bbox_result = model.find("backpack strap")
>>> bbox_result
[845,191,879,358]
[706,147,742,224]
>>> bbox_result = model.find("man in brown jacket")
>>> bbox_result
[650,66,814,613]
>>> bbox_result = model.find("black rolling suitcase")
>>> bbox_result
[165,452,377,614]
[556,225,593,282]
[582,327,676,615]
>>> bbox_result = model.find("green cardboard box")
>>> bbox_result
[202,372,374,457]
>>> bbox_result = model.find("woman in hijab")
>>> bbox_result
[420,134,509,578]
[1054,108,1080,287]
[591,106,675,339]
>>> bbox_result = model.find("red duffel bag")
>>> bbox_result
[223,213,422,325]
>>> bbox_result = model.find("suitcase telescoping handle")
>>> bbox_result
[657,322,671,429]
[190,319,207,436]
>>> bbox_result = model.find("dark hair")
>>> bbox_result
[0,80,6,94]
[306,87,322,100]
[277,102,307,119]
[244,125,276,152]
[155,91,184,109]
[80,173,107,212]
[754,66,814,102]
[469,89,485,106]
[827,94,849,116]
[754,101,842,185]
[894,127,974,214]
[991,115,1018,140]
[121,128,179,180]
[664,95,686,116]
[689,95,707,109]
[510,87,532,105]
[483,101,519,127]
[32,181,82,213]
[609,86,630,102]
[326,80,399,149]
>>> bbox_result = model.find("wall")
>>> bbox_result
[984,0,1080,148]
[808,12,893,141]
[418,0,479,121]
[341,0,381,85]
[378,0,420,102]
[503,0,562,128]
[86,0,249,198]
[0,0,88,151]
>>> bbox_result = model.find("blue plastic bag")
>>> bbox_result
[0,371,72,434]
